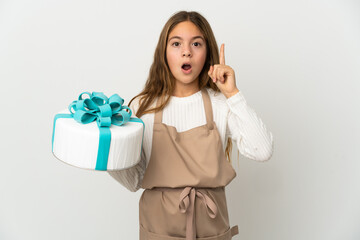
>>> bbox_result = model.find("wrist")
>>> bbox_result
[224,89,240,99]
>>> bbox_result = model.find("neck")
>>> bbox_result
[172,79,200,97]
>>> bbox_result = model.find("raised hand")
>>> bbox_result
[208,43,239,98]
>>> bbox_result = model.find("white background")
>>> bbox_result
[0,0,359,239]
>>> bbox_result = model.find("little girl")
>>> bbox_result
[108,10,274,240]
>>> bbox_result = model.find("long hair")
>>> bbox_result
[128,10,239,164]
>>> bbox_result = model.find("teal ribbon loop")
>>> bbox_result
[52,91,145,171]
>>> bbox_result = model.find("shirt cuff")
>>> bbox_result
[225,90,247,109]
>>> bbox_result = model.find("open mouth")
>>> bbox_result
[181,64,191,70]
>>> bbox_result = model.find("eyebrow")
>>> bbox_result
[168,36,205,42]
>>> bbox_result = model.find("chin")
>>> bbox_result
[177,75,198,83]
[178,79,197,85]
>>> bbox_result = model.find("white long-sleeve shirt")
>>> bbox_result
[108,87,274,192]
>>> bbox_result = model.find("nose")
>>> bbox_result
[182,47,192,57]
[182,52,191,57]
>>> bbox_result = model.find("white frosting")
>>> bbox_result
[52,108,144,171]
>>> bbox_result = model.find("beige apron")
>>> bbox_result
[139,88,239,240]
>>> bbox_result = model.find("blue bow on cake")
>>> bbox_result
[69,91,132,127]
[51,91,144,171]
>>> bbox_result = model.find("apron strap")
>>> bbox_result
[201,88,213,126]
[154,97,163,124]
[230,225,239,237]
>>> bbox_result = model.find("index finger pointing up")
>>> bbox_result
[219,43,225,65]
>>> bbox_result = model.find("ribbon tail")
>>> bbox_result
[129,117,145,165]
[96,127,111,171]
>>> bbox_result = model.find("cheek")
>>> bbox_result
[166,50,177,70]
[197,49,207,68]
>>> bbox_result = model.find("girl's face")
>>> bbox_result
[166,21,207,88]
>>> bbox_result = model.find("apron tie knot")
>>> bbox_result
[179,186,218,240]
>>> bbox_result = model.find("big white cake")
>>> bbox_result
[51,92,145,171]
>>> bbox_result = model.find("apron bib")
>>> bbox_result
[139,88,239,240]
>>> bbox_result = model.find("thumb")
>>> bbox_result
[208,65,213,77]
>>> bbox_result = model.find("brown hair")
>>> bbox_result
[128,10,239,164]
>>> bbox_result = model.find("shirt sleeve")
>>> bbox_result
[107,150,146,192]
[226,91,274,162]
[107,97,146,192]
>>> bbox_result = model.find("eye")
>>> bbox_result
[171,42,180,47]
[193,42,202,47]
